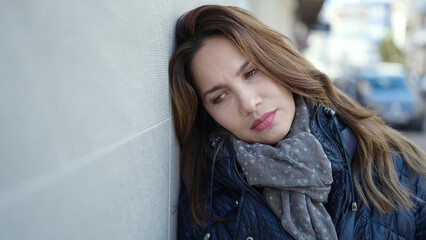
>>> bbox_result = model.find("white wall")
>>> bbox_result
[0,0,244,239]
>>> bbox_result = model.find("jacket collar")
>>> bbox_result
[205,135,249,191]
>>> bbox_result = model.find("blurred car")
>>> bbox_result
[419,74,426,99]
[341,63,425,131]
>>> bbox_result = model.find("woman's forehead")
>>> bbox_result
[192,37,246,74]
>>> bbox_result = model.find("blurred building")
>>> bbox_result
[249,0,325,44]
[406,0,426,77]
[302,0,426,82]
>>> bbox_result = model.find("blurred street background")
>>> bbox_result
[306,0,426,150]
[0,1,424,239]
[305,0,426,150]
[251,0,426,150]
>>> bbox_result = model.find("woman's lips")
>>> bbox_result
[251,110,277,131]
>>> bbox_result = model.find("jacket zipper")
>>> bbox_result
[327,109,358,212]
[233,157,271,206]
[316,107,351,221]
[316,108,345,160]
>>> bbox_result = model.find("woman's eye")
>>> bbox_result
[212,92,228,104]
[244,68,257,79]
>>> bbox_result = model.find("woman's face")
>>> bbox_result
[192,36,295,144]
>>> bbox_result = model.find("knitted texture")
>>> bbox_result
[232,96,337,240]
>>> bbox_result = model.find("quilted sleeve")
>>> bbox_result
[415,176,426,239]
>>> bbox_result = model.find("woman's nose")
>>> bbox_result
[238,90,262,115]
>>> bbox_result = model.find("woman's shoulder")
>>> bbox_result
[392,151,426,199]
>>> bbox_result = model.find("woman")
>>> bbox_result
[169,5,426,240]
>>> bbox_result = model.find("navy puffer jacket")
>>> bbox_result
[178,105,426,239]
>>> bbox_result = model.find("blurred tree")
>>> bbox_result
[378,33,405,64]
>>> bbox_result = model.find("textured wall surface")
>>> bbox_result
[0,0,245,239]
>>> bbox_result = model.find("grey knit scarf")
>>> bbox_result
[231,96,337,240]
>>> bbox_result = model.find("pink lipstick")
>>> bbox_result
[251,110,276,131]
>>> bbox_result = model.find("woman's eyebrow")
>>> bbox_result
[236,61,249,76]
[203,61,249,100]
[203,85,222,99]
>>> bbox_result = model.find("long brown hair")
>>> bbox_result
[169,5,426,226]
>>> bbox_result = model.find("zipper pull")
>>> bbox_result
[211,136,221,147]
[324,107,336,116]
[351,202,358,211]
[204,233,211,240]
